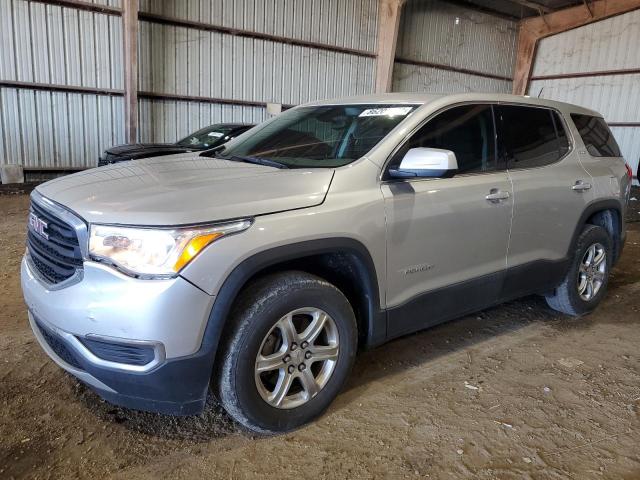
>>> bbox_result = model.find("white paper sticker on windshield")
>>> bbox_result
[208,131,224,137]
[359,106,413,117]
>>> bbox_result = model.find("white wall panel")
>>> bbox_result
[396,0,517,79]
[0,88,124,169]
[138,98,266,144]
[0,0,123,89]
[139,0,379,52]
[533,10,640,76]
[138,21,376,107]
[393,62,512,94]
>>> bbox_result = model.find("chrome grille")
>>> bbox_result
[27,198,83,285]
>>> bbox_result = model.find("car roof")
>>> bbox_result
[302,92,601,117]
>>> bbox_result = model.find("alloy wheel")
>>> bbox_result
[577,242,606,301]
[254,308,339,409]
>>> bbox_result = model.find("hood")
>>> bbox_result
[37,153,335,225]
[105,143,201,159]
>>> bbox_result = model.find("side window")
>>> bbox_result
[388,104,496,175]
[498,105,565,169]
[571,114,621,157]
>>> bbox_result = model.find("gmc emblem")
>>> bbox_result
[29,212,49,240]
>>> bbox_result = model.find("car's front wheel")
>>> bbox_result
[216,271,357,434]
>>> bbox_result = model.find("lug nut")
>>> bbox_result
[283,354,291,363]
[298,363,306,371]
[301,341,308,349]
[288,365,295,374]
[305,351,312,359]
[290,342,298,351]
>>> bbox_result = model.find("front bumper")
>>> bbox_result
[22,256,218,415]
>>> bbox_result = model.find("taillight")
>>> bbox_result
[624,162,633,179]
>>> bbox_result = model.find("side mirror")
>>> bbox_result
[389,148,458,178]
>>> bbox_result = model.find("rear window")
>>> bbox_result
[498,105,568,169]
[571,114,621,157]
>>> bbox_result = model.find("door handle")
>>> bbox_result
[572,181,592,192]
[485,189,510,202]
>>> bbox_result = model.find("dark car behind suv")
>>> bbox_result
[98,123,254,166]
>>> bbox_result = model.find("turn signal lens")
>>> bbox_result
[173,233,223,272]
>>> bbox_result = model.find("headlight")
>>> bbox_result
[89,220,252,277]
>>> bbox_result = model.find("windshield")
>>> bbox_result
[214,104,418,168]
[176,125,237,148]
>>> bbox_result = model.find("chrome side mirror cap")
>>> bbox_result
[389,148,458,178]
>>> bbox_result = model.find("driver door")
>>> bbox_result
[381,104,512,338]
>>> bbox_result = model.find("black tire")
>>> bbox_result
[545,224,612,316]
[216,271,357,434]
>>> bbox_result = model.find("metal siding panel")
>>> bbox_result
[63,7,82,85]
[67,92,85,167]
[51,91,70,167]
[0,89,22,165]
[47,6,66,85]
[392,62,512,94]
[79,10,97,87]
[30,2,50,83]
[396,0,517,79]
[109,14,123,89]
[18,89,38,167]
[0,1,17,81]
[138,0,378,51]
[533,10,640,76]
[529,75,640,123]
[14,0,34,82]
[96,95,112,162]
[82,95,98,165]
[35,91,54,167]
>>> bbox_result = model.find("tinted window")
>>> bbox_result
[498,105,565,169]
[389,104,496,175]
[571,114,621,157]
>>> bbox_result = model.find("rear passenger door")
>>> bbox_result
[497,105,590,298]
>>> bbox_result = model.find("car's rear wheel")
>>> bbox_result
[545,224,612,316]
[216,271,357,434]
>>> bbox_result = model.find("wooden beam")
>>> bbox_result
[513,0,640,95]
[123,0,139,143]
[375,0,405,93]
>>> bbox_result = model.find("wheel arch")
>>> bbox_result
[570,199,624,264]
[198,238,385,380]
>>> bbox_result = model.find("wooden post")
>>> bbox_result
[375,0,405,93]
[123,0,139,143]
[513,0,640,95]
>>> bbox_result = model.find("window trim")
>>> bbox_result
[497,103,575,173]
[380,101,503,182]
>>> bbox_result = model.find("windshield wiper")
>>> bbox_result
[214,153,289,169]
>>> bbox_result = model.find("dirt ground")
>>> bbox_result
[1,192,639,480]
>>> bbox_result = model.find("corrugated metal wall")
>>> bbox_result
[137,0,378,143]
[0,0,124,169]
[529,10,640,175]
[0,0,524,171]
[392,0,517,94]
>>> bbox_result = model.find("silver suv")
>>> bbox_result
[21,93,633,433]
